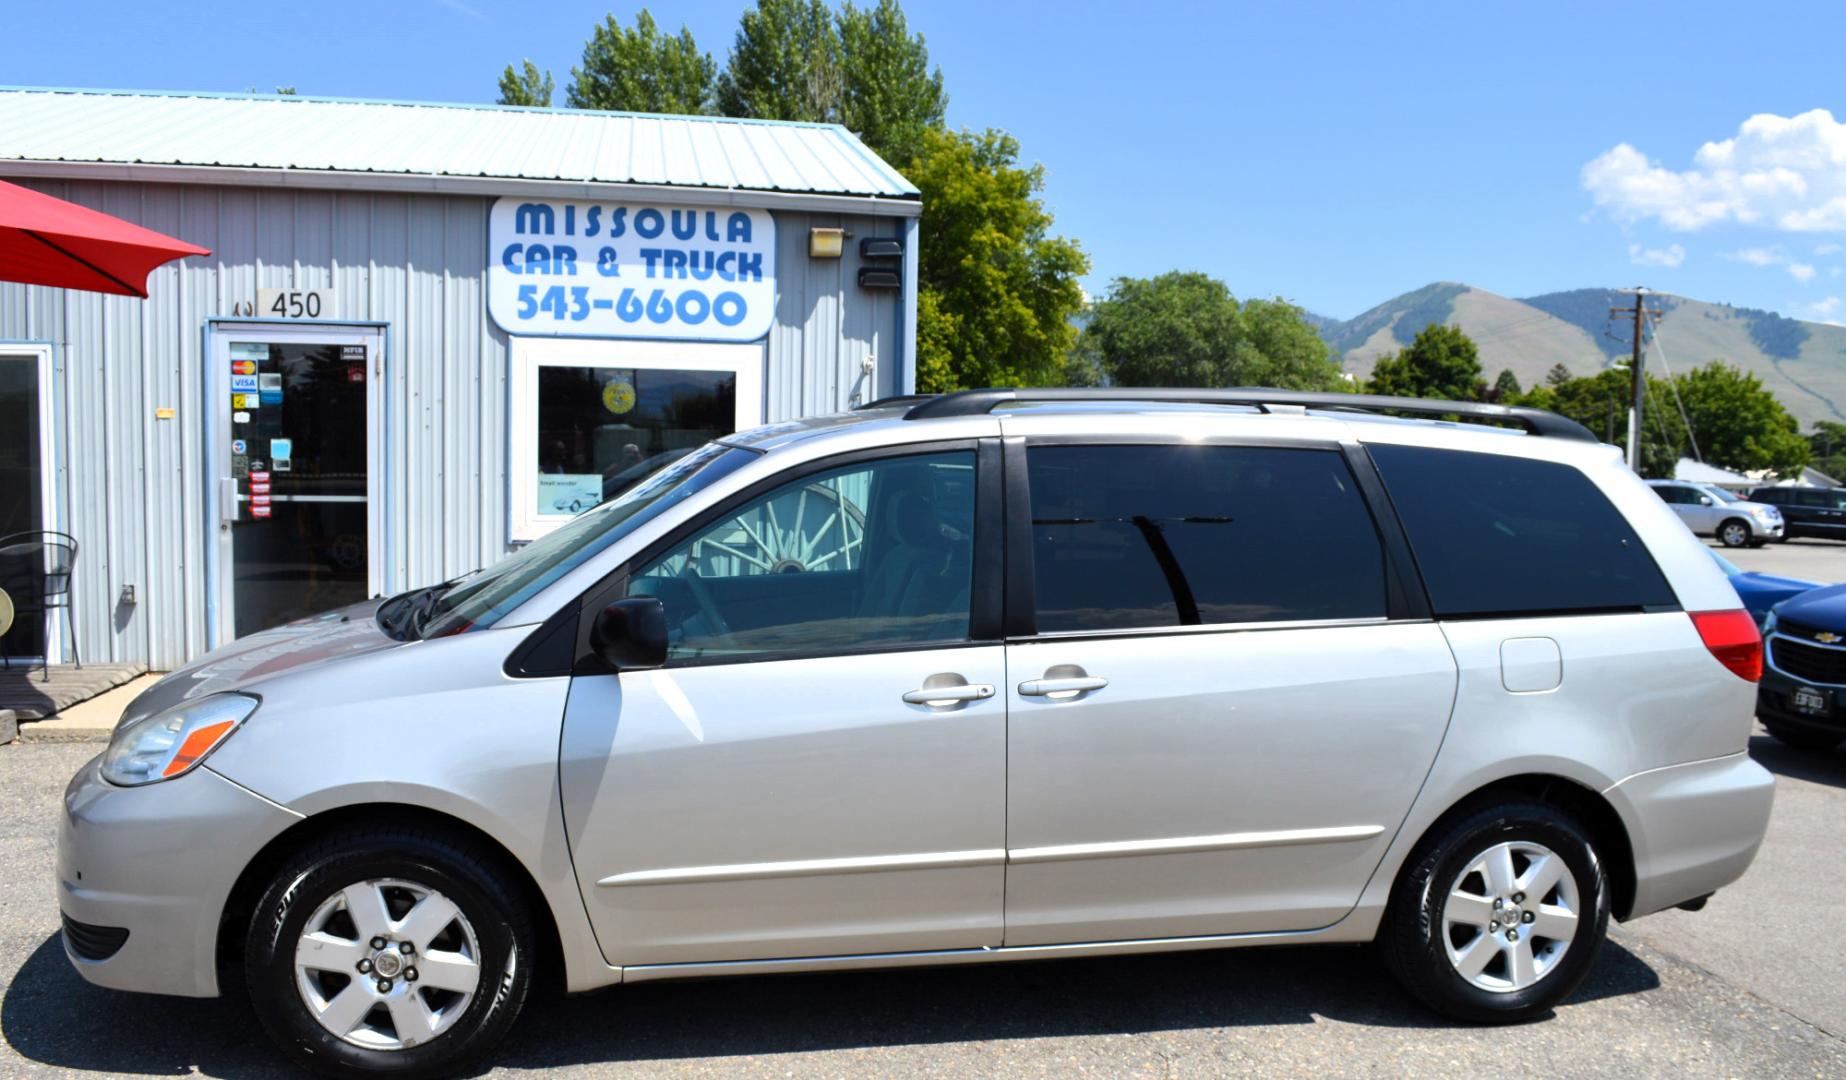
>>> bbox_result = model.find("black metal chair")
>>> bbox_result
[0,531,79,682]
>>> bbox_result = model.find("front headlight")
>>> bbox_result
[99,693,258,787]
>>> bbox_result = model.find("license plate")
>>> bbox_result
[1793,686,1829,715]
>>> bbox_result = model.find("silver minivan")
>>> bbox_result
[60,389,1775,1077]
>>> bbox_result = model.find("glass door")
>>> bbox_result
[206,324,384,645]
[0,346,55,660]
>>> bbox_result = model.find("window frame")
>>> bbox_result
[571,437,1003,672]
[1001,434,1430,642]
[0,343,60,662]
[508,336,765,542]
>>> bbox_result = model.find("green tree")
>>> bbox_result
[1540,369,1685,476]
[911,127,1088,392]
[1808,421,1846,481]
[836,0,946,168]
[567,9,715,114]
[1544,361,1573,387]
[1490,368,1522,401]
[497,60,554,107]
[1366,323,1485,401]
[1079,272,1343,390]
[716,0,840,123]
[1672,362,1809,476]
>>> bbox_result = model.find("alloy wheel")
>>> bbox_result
[293,877,483,1051]
[1441,840,1581,993]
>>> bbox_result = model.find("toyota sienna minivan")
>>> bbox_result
[59,388,1775,1078]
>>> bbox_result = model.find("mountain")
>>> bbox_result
[1311,284,1846,425]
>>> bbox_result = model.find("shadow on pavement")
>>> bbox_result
[1749,731,1846,788]
[4,930,1661,1076]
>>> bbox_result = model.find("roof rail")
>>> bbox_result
[900,387,1599,442]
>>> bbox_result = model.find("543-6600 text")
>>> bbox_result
[515,284,749,327]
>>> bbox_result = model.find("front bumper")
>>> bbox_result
[57,755,301,997]
[1758,652,1846,736]
[1606,751,1774,919]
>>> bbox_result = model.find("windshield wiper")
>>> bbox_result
[376,580,455,641]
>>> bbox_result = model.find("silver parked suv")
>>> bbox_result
[60,389,1775,1077]
[1647,479,1784,547]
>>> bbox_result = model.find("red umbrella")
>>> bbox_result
[0,177,210,297]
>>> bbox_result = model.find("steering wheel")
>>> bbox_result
[677,565,734,638]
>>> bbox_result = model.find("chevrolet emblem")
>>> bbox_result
[1818,631,1841,644]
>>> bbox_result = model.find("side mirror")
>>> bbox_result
[1699,496,1713,505]
[591,597,668,671]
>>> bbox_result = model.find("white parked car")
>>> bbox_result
[61,389,1774,1077]
[1647,479,1784,547]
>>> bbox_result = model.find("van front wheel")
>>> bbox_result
[1380,802,1609,1023]
[244,826,535,1078]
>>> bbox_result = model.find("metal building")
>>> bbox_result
[0,87,921,670]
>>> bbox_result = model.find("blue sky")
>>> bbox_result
[10,0,1846,323]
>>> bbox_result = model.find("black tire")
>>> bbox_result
[1379,801,1610,1024]
[244,826,535,1078]
[1717,518,1752,548]
[1763,721,1846,751]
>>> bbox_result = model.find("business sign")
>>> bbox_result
[487,198,775,342]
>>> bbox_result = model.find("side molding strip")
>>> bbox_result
[597,848,1006,887]
[597,825,1384,887]
[1007,825,1386,864]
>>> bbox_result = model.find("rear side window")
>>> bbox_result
[1026,444,1387,632]
[1368,444,1676,618]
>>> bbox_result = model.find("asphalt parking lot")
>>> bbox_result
[1711,534,1846,581]
[0,737,1842,1078]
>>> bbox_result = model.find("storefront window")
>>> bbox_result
[508,338,764,541]
[0,348,52,658]
[535,366,737,517]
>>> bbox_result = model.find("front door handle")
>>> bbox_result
[1018,676,1109,699]
[902,682,996,707]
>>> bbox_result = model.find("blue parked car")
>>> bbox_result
[1709,551,1819,626]
[1760,582,1846,751]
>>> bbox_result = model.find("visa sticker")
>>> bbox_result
[231,374,258,392]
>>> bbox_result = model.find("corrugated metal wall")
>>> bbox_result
[0,177,906,670]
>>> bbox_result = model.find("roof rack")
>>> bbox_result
[899,387,1599,442]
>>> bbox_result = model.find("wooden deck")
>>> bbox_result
[0,663,147,720]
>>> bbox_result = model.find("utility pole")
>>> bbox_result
[1610,287,1665,471]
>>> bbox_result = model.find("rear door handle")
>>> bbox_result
[1018,676,1109,699]
[902,683,995,707]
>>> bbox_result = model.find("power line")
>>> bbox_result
[1645,310,1702,464]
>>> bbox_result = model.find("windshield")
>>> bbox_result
[1707,486,1746,503]
[415,443,757,637]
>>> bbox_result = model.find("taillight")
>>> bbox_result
[1690,609,1763,682]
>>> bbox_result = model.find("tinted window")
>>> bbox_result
[1027,445,1387,633]
[1796,490,1830,507]
[1369,444,1676,617]
[632,451,975,659]
[1652,485,1692,505]
[1748,488,1783,503]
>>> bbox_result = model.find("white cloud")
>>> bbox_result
[1583,109,1846,232]
[1724,245,1820,283]
[1628,243,1686,267]
[1802,296,1844,325]
[1818,242,1844,255]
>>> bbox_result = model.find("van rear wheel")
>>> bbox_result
[244,826,535,1078]
[1380,801,1609,1023]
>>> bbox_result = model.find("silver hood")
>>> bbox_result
[116,599,402,730]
